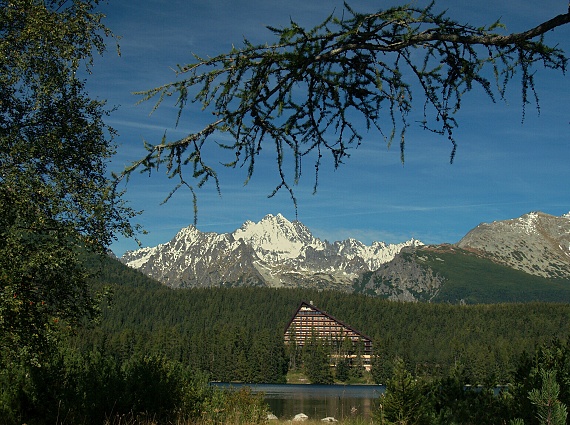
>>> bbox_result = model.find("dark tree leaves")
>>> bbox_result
[0,0,136,364]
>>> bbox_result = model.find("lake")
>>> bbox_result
[211,383,385,421]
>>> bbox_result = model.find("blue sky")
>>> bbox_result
[88,0,569,256]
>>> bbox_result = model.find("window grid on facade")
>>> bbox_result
[283,301,373,361]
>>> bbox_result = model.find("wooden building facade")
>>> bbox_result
[284,301,373,369]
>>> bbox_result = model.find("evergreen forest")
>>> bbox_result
[5,255,570,424]
[84,256,570,385]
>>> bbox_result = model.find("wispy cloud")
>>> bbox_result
[104,0,569,256]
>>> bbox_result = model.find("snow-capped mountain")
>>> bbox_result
[355,211,570,302]
[120,213,423,289]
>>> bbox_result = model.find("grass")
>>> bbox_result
[285,370,310,384]
[271,420,374,425]
[102,418,376,425]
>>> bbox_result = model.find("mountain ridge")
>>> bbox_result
[121,213,422,289]
[121,211,570,302]
[456,211,570,278]
[357,211,570,302]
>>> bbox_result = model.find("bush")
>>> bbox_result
[121,354,184,420]
[198,386,269,425]
[376,357,434,425]
[0,343,273,425]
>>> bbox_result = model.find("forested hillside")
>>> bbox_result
[356,245,570,303]
[79,255,570,385]
[7,252,570,424]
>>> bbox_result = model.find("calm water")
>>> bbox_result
[211,383,385,421]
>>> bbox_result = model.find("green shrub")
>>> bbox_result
[198,386,269,425]
[121,354,184,420]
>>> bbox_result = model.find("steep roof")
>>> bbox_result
[284,300,372,342]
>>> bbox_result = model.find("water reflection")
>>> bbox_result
[211,383,384,421]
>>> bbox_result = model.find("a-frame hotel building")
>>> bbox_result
[284,300,373,369]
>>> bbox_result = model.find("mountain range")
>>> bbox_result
[120,211,570,303]
[120,213,422,290]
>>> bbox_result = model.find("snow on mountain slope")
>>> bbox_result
[121,213,422,289]
[457,211,570,278]
[232,213,323,261]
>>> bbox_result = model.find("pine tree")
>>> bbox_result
[377,357,433,425]
[528,369,568,425]
[303,336,334,385]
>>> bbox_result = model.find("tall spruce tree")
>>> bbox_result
[303,336,334,384]
[378,357,434,425]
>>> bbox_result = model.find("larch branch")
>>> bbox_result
[315,12,570,60]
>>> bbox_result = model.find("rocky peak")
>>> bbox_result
[121,213,421,289]
[232,213,321,261]
[457,211,570,278]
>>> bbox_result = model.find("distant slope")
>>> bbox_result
[416,246,570,303]
[355,245,570,303]
[457,211,570,278]
[87,252,164,291]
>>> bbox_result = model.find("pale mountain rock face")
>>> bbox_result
[121,213,423,289]
[359,246,445,302]
[457,211,570,278]
[120,211,570,299]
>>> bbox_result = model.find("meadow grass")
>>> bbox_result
[102,418,375,425]
[99,404,377,425]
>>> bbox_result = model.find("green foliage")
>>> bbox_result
[122,355,185,421]
[372,354,394,385]
[528,369,568,425]
[406,248,570,304]
[0,220,93,365]
[349,341,365,380]
[510,338,570,424]
[198,386,269,425]
[249,329,288,384]
[377,357,434,425]
[9,256,566,422]
[127,2,568,211]
[0,0,136,365]
[422,339,570,425]
[0,344,258,425]
[5,271,570,423]
[303,337,334,384]
[432,368,514,424]
[336,358,351,382]
[0,346,119,424]
[76,261,570,386]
